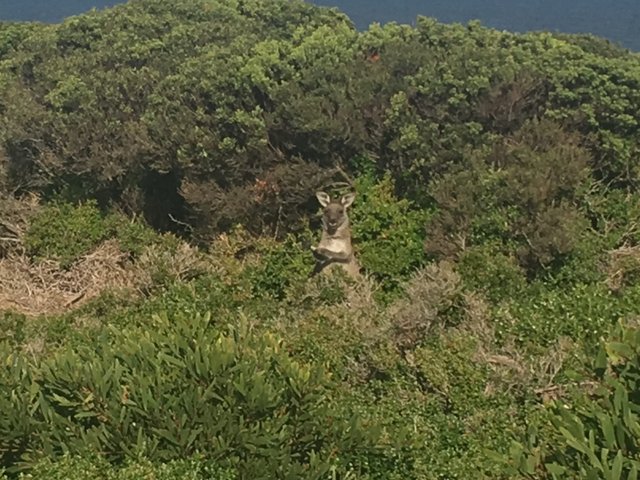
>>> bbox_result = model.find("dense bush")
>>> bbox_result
[2,454,237,480]
[23,199,160,267]
[351,174,430,293]
[241,235,314,301]
[0,311,384,478]
[1,0,639,245]
[24,200,110,267]
[425,119,592,276]
[504,321,640,479]
[2,1,640,478]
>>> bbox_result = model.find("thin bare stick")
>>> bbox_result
[334,164,355,186]
[534,380,599,396]
[274,205,283,239]
[168,214,194,233]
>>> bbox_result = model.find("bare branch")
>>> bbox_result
[334,164,354,186]
[168,214,194,233]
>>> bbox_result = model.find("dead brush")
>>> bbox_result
[389,260,462,350]
[605,244,640,292]
[133,240,223,295]
[0,192,40,257]
[340,272,381,313]
[283,304,395,387]
[0,239,135,316]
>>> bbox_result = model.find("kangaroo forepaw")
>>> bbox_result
[312,247,329,260]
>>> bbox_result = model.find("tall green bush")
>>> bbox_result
[351,174,430,295]
[3,1,639,239]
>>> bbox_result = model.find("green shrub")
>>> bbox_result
[23,198,166,267]
[12,454,237,480]
[0,312,383,478]
[0,308,102,358]
[104,213,162,258]
[24,200,109,267]
[458,243,527,303]
[0,312,27,347]
[503,321,640,479]
[0,344,36,472]
[425,119,592,278]
[351,174,430,296]
[410,335,523,478]
[495,282,640,347]
[544,230,610,288]
[242,235,314,301]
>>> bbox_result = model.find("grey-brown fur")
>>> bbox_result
[310,191,360,278]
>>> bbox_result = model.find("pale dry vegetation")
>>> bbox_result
[605,244,640,292]
[0,193,39,257]
[132,240,223,295]
[0,240,135,316]
[389,260,462,350]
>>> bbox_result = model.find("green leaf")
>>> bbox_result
[598,413,617,450]
[607,342,634,363]
[587,466,601,480]
[559,426,589,455]
[601,447,611,478]
[157,352,186,368]
[546,462,567,476]
[595,346,608,375]
[74,411,98,420]
[611,450,623,480]
[614,383,627,413]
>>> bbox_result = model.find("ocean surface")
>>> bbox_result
[1,0,638,51]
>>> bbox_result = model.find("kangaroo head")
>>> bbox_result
[315,191,356,234]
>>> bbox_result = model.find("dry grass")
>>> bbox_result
[0,193,140,317]
[132,241,222,295]
[0,222,231,316]
[0,192,40,257]
[337,272,379,311]
[0,240,136,316]
[389,260,462,349]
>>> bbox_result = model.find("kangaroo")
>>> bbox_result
[310,191,360,279]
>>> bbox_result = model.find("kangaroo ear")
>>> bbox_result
[340,192,356,208]
[315,191,331,207]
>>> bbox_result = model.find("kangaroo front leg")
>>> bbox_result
[311,245,327,261]
[314,247,351,262]
[311,246,335,261]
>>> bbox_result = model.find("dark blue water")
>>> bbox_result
[0,0,121,24]
[317,0,640,51]
[1,0,638,51]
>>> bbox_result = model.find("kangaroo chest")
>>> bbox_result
[322,237,350,254]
